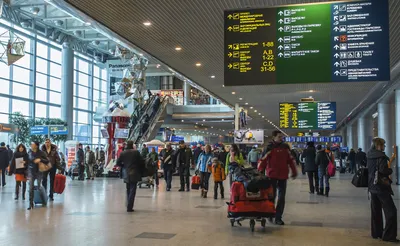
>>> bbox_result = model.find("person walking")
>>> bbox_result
[141,144,149,158]
[225,144,245,186]
[41,139,62,201]
[348,149,356,174]
[0,142,9,187]
[8,144,28,200]
[193,144,202,166]
[77,143,85,180]
[7,144,13,166]
[173,140,194,192]
[196,144,213,198]
[247,146,259,169]
[99,147,105,165]
[116,140,145,212]
[302,142,318,194]
[367,137,398,242]
[315,145,331,196]
[217,145,228,166]
[85,146,96,180]
[258,130,297,226]
[27,141,49,210]
[356,148,367,169]
[212,158,226,199]
[148,147,159,188]
[160,144,174,191]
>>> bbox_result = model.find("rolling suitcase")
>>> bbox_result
[54,174,66,194]
[33,186,47,205]
[191,174,201,190]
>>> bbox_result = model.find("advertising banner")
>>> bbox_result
[234,129,264,144]
[106,59,131,96]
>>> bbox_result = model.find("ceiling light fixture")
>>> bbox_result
[175,47,182,51]
[239,98,243,100]
[254,110,257,112]
[203,119,205,122]
[139,53,144,56]
[30,7,40,15]
[210,75,215,79]
[309,90,314,92]
[232,92,236,95]
[143,22,152,26]
[181,120,184,122]
[156,64,161,68]
[221,119,224,121]
[222,85,225,87]
[245,103,248,105]
[84,22,91,26]
[195,63,202,67]
[258,113,261,115]
[250,107,253,109]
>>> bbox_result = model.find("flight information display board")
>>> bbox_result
[224,0,390,86]
[279,102,336,129]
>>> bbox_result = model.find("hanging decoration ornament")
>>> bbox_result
[114,45,134,63]
[0,29,26,65]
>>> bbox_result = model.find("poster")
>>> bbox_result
[106,59,132,96]
[234,129,264,144]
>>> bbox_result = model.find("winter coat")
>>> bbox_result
[348,151,356,162]
[77,148,84,165]
[355,151,367,166]
[7,148,13,163]
[85,151,96,165]
[247,149,259,163]
[9,151,28,175]
[301,147,317,172]
[258,141,297,180]
[218,150,228,164]
[212,161,226,182]
[315,150,330,171]
[160,148,174,168]
[99,150,105,162]
[116,148,145,184]
[141,147,149,158]
[196,152,213,173]
[193,147,202,163]
[173,147,194,168]
[148,151,158,162]
[367,149,393,195]
[0,147,9,169]
[28,149,49,178]
[41,144,61,171]
[225,152,245,175]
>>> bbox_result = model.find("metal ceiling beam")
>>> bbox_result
[42,16,74,21]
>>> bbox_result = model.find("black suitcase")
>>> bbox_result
[339,167,346,173]
[351,168,368,187]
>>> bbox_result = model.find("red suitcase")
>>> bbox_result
[191,174,201,190]
[54,174,66,194]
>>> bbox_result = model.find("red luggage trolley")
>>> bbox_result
[227,181,275,232]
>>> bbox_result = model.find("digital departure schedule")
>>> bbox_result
[279,102,336,130]
[224,0,390,86]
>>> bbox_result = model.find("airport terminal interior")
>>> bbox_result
[0,0,399,245]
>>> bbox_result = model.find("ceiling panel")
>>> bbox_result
[65,0,398,131]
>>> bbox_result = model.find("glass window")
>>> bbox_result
[0,113,8,123]
[73,84,77,96]
[0,97,9,113]
[36,73,47,89]
[12,66,30,84]
[73,97,77,108]
[93,89,100,101]
[49,91,61,105]
[49,62,61,78]
[0,78,9,94]
[93,66,100,78]
[35,88,47,102]
[92,125,100,138]
[35,103,47,118]
[78,59,89,74]
[0,61,10,79]
[101,69,107,80]
[78,72,89,87]
[101,92,107,101]
[77,111,88,124]
[12,99,30,116]
[24,37,31,53]
[101,80,107,92]
[77,98,89,110]
[36,42,48,58]
[49,77,61,92]
[93,78,100,90]
[36,57,48,74]
[13,53,31,68]
[50,48,61,63]
[78,85,89,98]
[49,106,61,118]
[13,83,30,98]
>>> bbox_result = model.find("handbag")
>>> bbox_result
[374,158,392,187]
[326,153,336,177]
[38,162,52,172]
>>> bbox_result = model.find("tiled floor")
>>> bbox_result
[0,171,399,246]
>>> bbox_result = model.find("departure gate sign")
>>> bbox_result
[279,102,336,130]
[224,0,390,86]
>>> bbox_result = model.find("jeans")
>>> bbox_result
[126,182,138,211]
[153,169,159,186]
[350,161,356,174]
[371,192,397,241]
[199,172,211,191]
[214,181,224,198]
[85,163,94,179]
[179,165,190,189]
[163,165,173,189]
[318,168,329,189]
[15,181,26,198]
[250,162,258,169]
[42,168,56,198]
[307,171,319,193]
[78,164,85,180]
[271,179,287,221]
[29,174,43,203]
[1,167,5,186]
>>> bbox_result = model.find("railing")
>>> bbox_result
[128,96,157,141]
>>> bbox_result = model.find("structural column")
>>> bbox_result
[61,42,74,141]
[234,103,240,131]
[346,124,357,150]
[357,117,373,153]
[378,103,394,154]
[183,80,191,105]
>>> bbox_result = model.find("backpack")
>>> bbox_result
[351,167,368,187]
[326,153,336,177]
[142,157,156,177]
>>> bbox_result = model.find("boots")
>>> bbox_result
[27,202,34,210]
[325,187,330,197]
[15,182,19,200]
[201,189,204,197]
[317,188,324,196]
[22,182,26,200]
[203,190,208,198]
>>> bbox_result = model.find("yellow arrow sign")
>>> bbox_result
[228,14,233,19]
[228,52,232,57]
[227,26,233,31]
[228,64,233,69]
[228,44,232,49]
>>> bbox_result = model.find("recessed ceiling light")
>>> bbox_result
[196,122,198,125]
[262,116,265,118]
[245,103,248,105]
[232,92,236,95]
[156,64,161,68]
[143,22,152,26]
[222,85,225,87]
[254,110,257,112]
[195,63,202,67]
[139,53,144,56]
[175,47,182,51]
[309,90,314,92]
[203,119,205,121]
[181,120,184,122]
[258,113,261,115]
[211,126,213,128]
[221,119,224,121]
[201,124,204,126]
[210,75,215,79]
[250,107,253,109]
[239,98,243,100]
[84,22,91,26]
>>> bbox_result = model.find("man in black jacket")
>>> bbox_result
[160,144,174,191]
[41,139,61,201]
[0,142,9,187]
[77,143,85,180]
[356,148,367,169]
[116,140,145,212]
[301,142,318,194]
[173,140,194,192]
[367,137,398,242]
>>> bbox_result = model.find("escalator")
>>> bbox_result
[127,96,157,141]
[128,96,174,144]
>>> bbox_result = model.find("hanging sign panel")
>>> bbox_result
[224,0,390,86]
